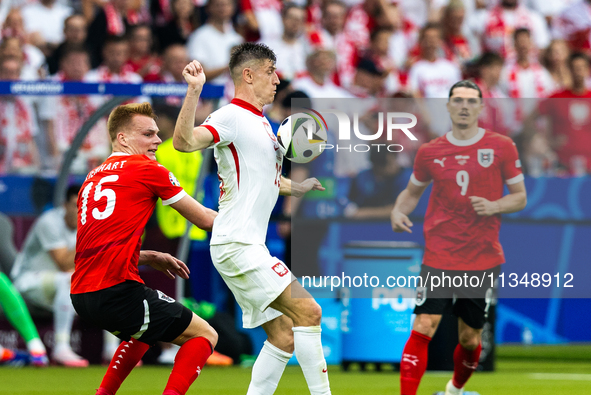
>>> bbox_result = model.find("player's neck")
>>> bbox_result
[451,124,480,141]
[234,90,264,112]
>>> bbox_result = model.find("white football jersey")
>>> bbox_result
[202,99,283,245]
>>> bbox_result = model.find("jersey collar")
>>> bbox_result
[231,98,263,117]
[446,128,485,146]
[108,152,132,157]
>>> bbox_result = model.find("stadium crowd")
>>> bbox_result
[1,0,591,177]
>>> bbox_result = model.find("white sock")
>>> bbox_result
[27,338,46,354]
[293,326,331,395]
[53,272,75,350]
[246,340,292,395]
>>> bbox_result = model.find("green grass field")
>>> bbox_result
[1,345,591,394]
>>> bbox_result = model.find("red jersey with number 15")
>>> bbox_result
[72,153,186,294]
[411,129,523,270]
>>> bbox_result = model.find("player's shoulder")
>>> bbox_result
[482,129,515,147]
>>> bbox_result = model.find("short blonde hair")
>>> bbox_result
[107,102,157,141]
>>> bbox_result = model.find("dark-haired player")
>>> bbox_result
[174,43,331,395]
[71,103,218,395]
[391,80,527,395]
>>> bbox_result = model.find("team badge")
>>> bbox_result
[415,286,427,306]
[272,262,289,277]
[157,290,175,303]
[477,149,494,168]
[169,172,181,186]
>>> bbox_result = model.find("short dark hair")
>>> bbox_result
[60,43,90,62]
[419,22,441,41]
[513,27,531,42]
[448,80,482,99]
[282,2,303,18]
[66,185,81,202]
[478,52,504,68]
[104,35,128,48]
[569,52,590,68]
[229,43,276,81]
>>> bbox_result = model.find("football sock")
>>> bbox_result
[0,273,44,348]
[293,326,331,395]
[98,339,150,395]
[400,330,431,395]
[452,342,481,389]
[163,337,213,395]
[53,272,75,349]
[246,340,292,395]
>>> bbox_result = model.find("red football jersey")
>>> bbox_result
[72,153,186,294]
[412,129,523,270]
[538,90,591,173]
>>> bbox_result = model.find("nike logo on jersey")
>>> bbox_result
[455,155,470,165]
[322,368,328,373]
[434,158,446,167]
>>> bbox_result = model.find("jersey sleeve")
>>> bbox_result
[142,161,188,206]
[200,107,237,147]
[410,145,432,186]
[501,139,524,185]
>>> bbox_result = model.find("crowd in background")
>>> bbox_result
[1,0,591,177]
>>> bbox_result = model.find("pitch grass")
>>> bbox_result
[1,346,591,394]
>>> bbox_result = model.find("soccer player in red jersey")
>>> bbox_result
[391,80,527,395]
[71,103,218,395]
[533,52,591,175]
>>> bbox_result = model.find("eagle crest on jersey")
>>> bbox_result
[478,149,494,168]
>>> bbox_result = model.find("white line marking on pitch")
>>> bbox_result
[530,373,591,381]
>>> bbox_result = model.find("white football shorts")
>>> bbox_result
[210,243,295,328]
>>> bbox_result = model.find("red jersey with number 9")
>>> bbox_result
[411,129,523,270]
[72,153,186,294]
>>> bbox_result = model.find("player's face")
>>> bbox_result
[447,87,483,129]
[252,59,280,106]
[123,115,162,160]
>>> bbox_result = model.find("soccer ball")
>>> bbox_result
[277,112,328,163]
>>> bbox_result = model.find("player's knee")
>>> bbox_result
[413,314,440,337]
[205,325,218,348]
[306,300,322,326]
[458,331,480,350]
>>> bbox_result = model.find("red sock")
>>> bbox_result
[400,330,431,395]
[452,343,481,389]
[97,339,150,395]
[163,337,213,395]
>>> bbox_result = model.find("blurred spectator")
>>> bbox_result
[291,48,353,98]
[407,23,461,98]
[470,0,550,61]
[39,45,110,173]
[366,27,401,95]
[386,3,417,70]
[349,57,387,97]
[343,0,398,51]
[21,0,74,56]
[125,24,161,79]
[534,52,591,175]
[307,0,357,87]
[47,14,88,75]
[264,2,306,81]
[552,0,591,55]
[441,0,471,64]
[0,56,40,175]
[1,9,47,79]
[475,52,512,136]
[542,39,572,91]
[85,35,142,83]
[344,148,404,219]
[10,186,89,367]
[398,0,448,28]
[153,0,201,52]
[526,0,577,26]
[86,0,137,68]
[240,0,283,42]
[186,0,243,84]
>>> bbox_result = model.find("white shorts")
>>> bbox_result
[13,271,61,310]
[210,243,295,328]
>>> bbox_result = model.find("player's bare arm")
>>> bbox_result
[138,250,190,280]
[279,175,325,198]
[173,60,215,152]
[469,181,527,216]
[48,247,76,272]
[391,181,429,233]
[170,195,217,231]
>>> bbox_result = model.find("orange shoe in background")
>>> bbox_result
[206,351,233,366]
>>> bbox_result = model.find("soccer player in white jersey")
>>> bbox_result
[173,43,332,395]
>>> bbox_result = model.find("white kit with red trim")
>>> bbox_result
[201,99,283,245]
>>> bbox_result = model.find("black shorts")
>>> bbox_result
[413,265,500,330]
[71,280,193,346]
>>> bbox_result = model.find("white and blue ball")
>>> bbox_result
[277,112,328,164]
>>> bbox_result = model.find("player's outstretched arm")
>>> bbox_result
[139,250,190,280]
[173,60,215,152]
[391,181,428,233]
[170,195,217,231]
[279,175,325,197]
[469,180,527,216]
